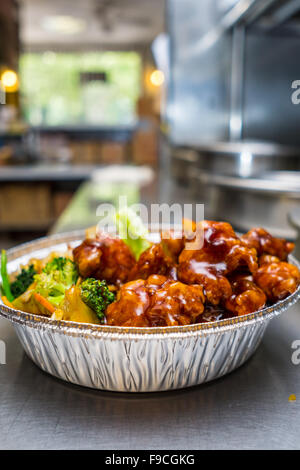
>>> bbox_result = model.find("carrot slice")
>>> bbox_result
[33,293,56,314]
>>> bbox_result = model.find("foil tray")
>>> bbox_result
[0,231,300,393]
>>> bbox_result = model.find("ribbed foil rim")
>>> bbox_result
[0,230,300,339]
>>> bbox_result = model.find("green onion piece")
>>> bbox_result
[1,250,14,302]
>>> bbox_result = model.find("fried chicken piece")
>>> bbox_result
[129,243,176,281]
[73,233,136,285]
[254,262,300,303]
[105,279,151,327]
[130,219,206,281]
[73,239,102,278]
[147,279,205,326]
[177,221,258,305]
[160,219,200,259]
[241,228,294,261]
[225,279,266,316]
[259,254,280,266]
[178,262,232,307]
[105,275,205,327]
[145,274,169,295]
[160,229,185,262]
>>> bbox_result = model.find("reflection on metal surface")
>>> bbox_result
[168,0,300,145]
[242,32,300,145]
[288,207,300,260]
[196,170,300,192]
[239,150,253,177]
[180,0,269,60]
[0,231,300,392]
[264,0,300,29]
[171,143,300,237]
[172,142,300,178]
[192,170,300,239]
[229,26,245,140]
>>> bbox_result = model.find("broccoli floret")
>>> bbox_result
[42,257,76,278]
[10,264,37,299]
[80,278,115,322]
[34,257,78,306]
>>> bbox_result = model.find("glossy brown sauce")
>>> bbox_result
[72,222,300,327]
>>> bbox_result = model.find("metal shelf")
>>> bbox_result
[0,164,104,182]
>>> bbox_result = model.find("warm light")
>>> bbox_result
[42,16,86,35]
[1,69,18,92]
[150,69,165,87]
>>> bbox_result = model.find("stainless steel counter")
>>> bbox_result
[0,305,300,450]
[1,173,300,449]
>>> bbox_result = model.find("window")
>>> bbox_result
[20,51,141,126]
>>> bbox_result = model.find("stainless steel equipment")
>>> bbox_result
[172,141,300,178]
[167,2,300,238]
[288,206,300,258]
[1,231,300,392]
[167,0,300,146]
[193,170,300,239]
[171,142,300,238]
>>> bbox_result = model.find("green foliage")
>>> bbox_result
[19,52,141,126]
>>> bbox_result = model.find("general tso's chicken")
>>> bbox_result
[225,278,266,316]
[73,233,136,285]
[227,271,254,283]
[160,229,185,263]
[241,228,294,261]
[258,254,281,266]
[130,220,209,281]
[160,219,199,262]
[105,279,151,327]
[129,243,176,281]
[147,278,205,326]
[177,221,258,305]
[198,305,231,323]
[254,262,300,303]
[105,274,205,327]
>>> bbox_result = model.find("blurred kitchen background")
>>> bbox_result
[1,0,300,251]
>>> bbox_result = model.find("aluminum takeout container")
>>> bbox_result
[1,231,300,393]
